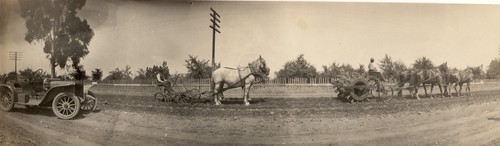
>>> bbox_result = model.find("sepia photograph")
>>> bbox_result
[1,0,500,145]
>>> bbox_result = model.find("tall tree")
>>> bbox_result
[379,54,396,79]
[487,58,500,79]
[413,56,434,70]
[276,54,318,78]
[185,55,219,79]
[19,0,94,78]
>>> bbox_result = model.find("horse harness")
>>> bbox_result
[223,63,265,88]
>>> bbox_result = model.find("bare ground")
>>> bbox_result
[2,90,500,145]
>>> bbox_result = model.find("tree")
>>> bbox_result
[379,54,396,79]
[91,68,103,81]
[276,54,318,78]
[413,56,434,70]
[134,61,170,80]
[466,65,485,79]
[185,55,219,79]
[393,60,408,73]
[104,65,133,80]
[19,0,94,78]
[69,63,88,80]
[486,58,500,79]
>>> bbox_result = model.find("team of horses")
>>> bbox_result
[209,56,474,105]
[396,62,475,100]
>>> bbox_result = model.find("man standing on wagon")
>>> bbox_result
[368,58,386,82]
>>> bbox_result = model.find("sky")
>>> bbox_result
[1,0,500,78]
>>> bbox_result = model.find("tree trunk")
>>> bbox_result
[51,61,57,78]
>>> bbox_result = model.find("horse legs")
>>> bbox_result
[397,82,404,97]
[422,83,429,98]
[458,83,464,96]
[218,82,225,101]
[466,82,471,96]
[437,83,443,98]
[212,82,222,105]
[429,83,434,99]
[243,84,251,106]
[413,85,420,100]
[453,83,459,97]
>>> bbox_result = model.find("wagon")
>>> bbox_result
[0,69,97,120]
[153,76,204,104]
[332,72,393,103]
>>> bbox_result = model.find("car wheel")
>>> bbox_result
[81,91,97,111]
[0,90,14,112]
[52,92,80,120]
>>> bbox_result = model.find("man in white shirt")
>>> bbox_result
[368,58,386,81]
[156,71,171,93]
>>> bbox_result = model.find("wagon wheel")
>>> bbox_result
[0,90,14,112]
[186,89,201,103]
[349,78,371,102]
[81,91,98,111]
[52,92,80,120]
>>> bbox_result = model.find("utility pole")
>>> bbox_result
[209,7,221,68]
[9,52,22,74]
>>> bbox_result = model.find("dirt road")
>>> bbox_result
[2,90,500,145]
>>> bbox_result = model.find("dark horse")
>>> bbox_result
[408,63,445,100]
[395,70,412,97]
[439,63,474,96]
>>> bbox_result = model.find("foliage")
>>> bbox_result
[275,54,318,78]
[91,68,103,81]
[19,0,94,78]
[319,62,355,78]
[412,56,434,70]
[466,65,485,79]
[18,68,50,79]
[393,60,408,73]
[134,61,170,80]
[104,65,133,80]
[185,55,219,79]
[69,63,88,80]
[378,54,396,79]
[486,58,500,79]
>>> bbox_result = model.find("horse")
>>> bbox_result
[409,64,445,100]
[395,70,412,97]
[211,56,270,105]
[438,63,474,96]
[444,69,473,96]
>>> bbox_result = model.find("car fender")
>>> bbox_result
[0,84,16,102]
[40,84,76,106]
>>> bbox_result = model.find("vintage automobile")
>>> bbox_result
[0,69,97,120]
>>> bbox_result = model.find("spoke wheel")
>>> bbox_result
[52,93,80,120]
[350,78,370,102]
[0,90,14,112]
[81,91,97,111]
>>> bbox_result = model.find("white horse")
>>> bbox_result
[211,56,270,105]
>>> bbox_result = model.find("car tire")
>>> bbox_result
[0,90,14,112]
[52,92,80,120]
